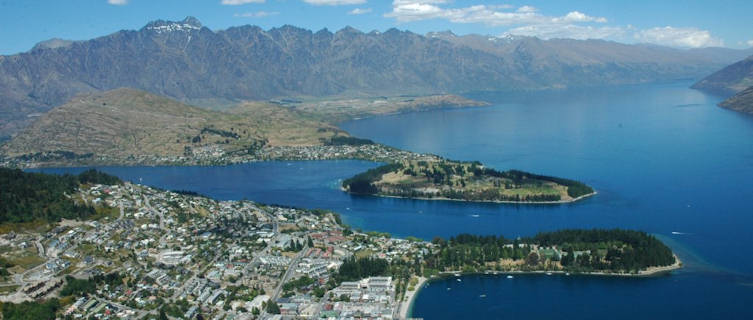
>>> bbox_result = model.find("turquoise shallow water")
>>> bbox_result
[34,81,753,319]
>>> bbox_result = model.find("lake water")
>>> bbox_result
[33,82,753,319]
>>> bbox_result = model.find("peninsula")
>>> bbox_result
[342,159,595,203]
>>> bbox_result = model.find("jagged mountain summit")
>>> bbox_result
[1,16,751,136]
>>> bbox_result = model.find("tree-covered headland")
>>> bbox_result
[343,160,594,203]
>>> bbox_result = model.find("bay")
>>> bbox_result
[33,81,753,319]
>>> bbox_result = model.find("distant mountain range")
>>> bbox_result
[2,16,753,137]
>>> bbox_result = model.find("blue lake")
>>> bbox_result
[33,81,753,319]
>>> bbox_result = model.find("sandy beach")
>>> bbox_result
[397,276,427,319]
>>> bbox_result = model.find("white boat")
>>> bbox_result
[454,273,461,277]
[470,214,480,218]
[506,275,514,279]
[546,272,552,275]
[565,273,570,276]
[457,279,462,282]
[479,294,486,298]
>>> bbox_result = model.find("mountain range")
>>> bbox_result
[2,17,753,137]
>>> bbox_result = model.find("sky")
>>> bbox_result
[0,0,751,54]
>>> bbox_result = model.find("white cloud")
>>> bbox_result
[747,39,753,47]
[303,0,366,5]
[234,11,279,17]
[384,1,607,27]
[554,11,607,23]
[384,2,725,46]
[107,0,128,5]
[349,8,373,15]
[222,0,265,5]
[516,5,536,13]
[634,26,723,48]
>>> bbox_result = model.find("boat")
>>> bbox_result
[506,275,514,279]
[470,214,480,218]
[457,279,462,282]
[565,273,570,276]
[454,273,461,277]
[546,272,552,275]
[479,294,486,298]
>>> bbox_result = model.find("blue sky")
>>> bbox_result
[1,0,751,54]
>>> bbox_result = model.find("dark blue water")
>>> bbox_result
[33,82,753,319]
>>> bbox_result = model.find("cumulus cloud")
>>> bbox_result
[303,0,366,5]
[634,26,724,48]
[384,1,726,46]
[234,11,279,17]
[385,1,615,40]
[107,0,128,5]
[349,8,373,15]
[553,11,607,23]
[222,0,265,5]
[385,1,607,27]
[516,5,536,13]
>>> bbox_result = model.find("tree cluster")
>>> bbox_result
[335,257,389,283]
[0,168,121,223]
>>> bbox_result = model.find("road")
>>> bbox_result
[271,244,308,301]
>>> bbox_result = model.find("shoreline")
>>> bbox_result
[435,255,682,278]
[398,276,427,320]
[345,189,598,205]
[404,255,681,319]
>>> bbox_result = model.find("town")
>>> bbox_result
[0,144,441,170]
[0,179,434,319]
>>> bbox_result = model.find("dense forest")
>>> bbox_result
[1,299,60,320]
[324,136,375,146]
[423,229,675,274]
[0,168,121,223]
[342,163,403,194]
[334,256,390,283]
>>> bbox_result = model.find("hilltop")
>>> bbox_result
[0,88,344,164]
[692,55,753,96]
[1,17,751,136]
[719,86,753,114]
[691,54,753,114]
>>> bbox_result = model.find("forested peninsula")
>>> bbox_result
[342,160,595,203]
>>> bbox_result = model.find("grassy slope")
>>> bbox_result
[1,88,343,158]
[719,86,753,114]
